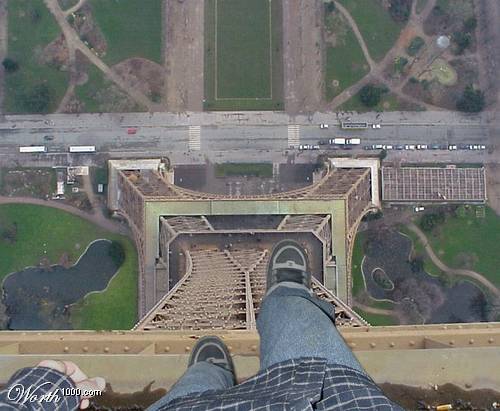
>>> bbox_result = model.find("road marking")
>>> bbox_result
[288,125,300,148]
[188,126,201,151]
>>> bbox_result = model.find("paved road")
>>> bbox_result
[0,111,496,165]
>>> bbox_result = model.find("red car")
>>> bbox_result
[127,128,138,135]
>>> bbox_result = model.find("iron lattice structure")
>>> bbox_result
[108,159,379,329]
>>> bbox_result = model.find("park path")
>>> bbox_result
[353,302,395,317]
[43,0,160,113]
[330,0,442,111]
[407,222,500,298]
[0,196,130,237]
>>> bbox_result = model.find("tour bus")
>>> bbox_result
[69,146,96,153]
[340,121,369,130]
[19,146,47,153]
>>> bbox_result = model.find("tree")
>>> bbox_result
[325,1,335,13]
[108,241,125,267]
[419,211,445,232]
[359,84,384,107]
[463,17,477,32]
[389,0,412,22]
[456,85,485,113]
[2,58,19,73]
[452,31,472,54]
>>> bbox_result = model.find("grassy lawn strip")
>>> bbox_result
[5,0,69,113]
[204,0,283,110]
[0,204,138,329]
[89,0,162,65]
[354,308,398,326]
[425,206,500,287]
[215,163,273,178]
[74,64,107,112]
[351,231,366,297]
[325,24,368,100]
[337,0,403,62]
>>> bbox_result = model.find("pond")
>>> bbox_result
[2,239,121,330]
[360,228,489,324]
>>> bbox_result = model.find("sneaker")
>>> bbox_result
[266,240,311,290]
[188,336,235,376]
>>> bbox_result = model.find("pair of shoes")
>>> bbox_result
[266,240,311,290]
[189,336,235,376]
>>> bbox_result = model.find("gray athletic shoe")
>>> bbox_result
[188,336,235,377]
[266,240,311,290]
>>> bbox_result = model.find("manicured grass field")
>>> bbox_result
[0,204,138,329]
[354,308,398,326]
[337,0,404,62]
[89,0,162,65]
[5,0,69,113]
[215,163,273,178]
[425,206,500,287]
[325,12,369,101]
[204,0,283,110]
[74,64,107,112]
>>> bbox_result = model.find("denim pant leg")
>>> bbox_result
[147,362,234,410]
[257,282,366,373]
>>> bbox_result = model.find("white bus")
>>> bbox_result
[69,146,96,153]
[19,146,47,153]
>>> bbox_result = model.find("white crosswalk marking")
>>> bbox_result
[287,125,300,148]
[188,126,201,151]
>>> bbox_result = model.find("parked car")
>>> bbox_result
[372,124,381,129]
[43,135,54,141]
[395,145,404,150]
[320,124,329,129]
[430,144,440,150]
[448,145,457,150]
[416,144,428,150]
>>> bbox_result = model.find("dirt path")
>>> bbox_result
[44,0,159,112]
[282,0,323,114]
[163,0,204,112]
[0,0,7,115]
[0,196,130,237]
[407,223,500,298]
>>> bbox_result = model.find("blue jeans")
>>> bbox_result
[148,282,365,409]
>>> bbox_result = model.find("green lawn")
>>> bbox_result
[5,0,69,113]
[425,206,500,287]
[337,0,404,62]
[325,9,369,101]
[215,163,273,178]
[354,308,398,326]
[0,204,138,329]
[351,231,366,297]
[204,0,283,110]
[89,0,162,65]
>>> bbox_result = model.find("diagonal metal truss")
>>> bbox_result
[134,247,367,331]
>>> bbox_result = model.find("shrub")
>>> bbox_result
[2,58,19,73]
[389,0,412,22]
[407,36,425,56]
[20,84,52,113]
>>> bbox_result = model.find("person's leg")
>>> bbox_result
[257,282,366,373]
[147,362,234,410]
[147,336,235,410]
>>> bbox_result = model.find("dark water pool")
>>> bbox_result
[2,239,120,330]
